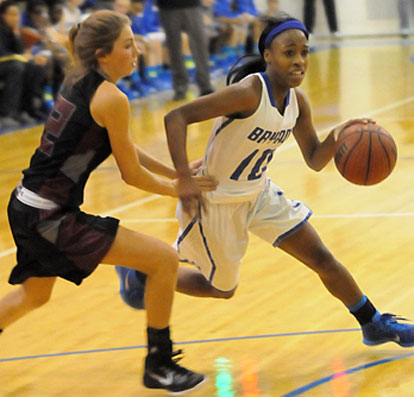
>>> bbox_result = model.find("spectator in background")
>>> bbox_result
[45,1,71,100]
[0,0,47,128]
[112,0,130,15]
[252,0,280,49]
[112,0,149,97]
[237,0,259,29]
[262,0,279,17]
[212,0,252,67]
[303,0,340,38]
[60,0,84,34]
[144,0,197,93]
[80,0,113,12]
[157,0,214,101]
[201,0,228,56]
[142,0,161,34]
[80,0,96,12]
[21,0,67,107]
[128,0,170,92]
[398,0,414,37]
[47,0,65,29]
[43,0,70,47]
[235,0,261,53]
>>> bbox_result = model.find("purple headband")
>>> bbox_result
[264,20,309,48]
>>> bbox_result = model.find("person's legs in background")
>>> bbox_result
[21,62,48,121]
[322,0,339,35]
[303,0,316,33]
[159,8,189,100]
[182,6,214,96]
[0,60,24,128]
[398,0,412,37]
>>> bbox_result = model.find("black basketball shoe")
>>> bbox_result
[144,347,206,395]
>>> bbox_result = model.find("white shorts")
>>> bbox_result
[174,180,312,291]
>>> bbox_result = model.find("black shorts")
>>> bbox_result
[7,191,119,286]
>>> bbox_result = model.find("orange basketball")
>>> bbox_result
[20,27,42,49]
[334,122,397,185]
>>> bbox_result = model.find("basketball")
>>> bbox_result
[20,27,42,49]
[334,122,397,185]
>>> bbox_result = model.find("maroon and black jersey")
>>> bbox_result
[22,71,111,208]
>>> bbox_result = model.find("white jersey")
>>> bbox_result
[203,72,300,203]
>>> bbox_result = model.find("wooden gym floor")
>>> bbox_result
[0,37,414,396]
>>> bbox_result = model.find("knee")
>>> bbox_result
[157,246,179,276]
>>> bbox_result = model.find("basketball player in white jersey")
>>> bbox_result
[117,14,414,347]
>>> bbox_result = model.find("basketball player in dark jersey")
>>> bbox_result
[0,10,216,394]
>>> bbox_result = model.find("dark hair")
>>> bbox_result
[64,10,130,86]
[26,0,47,14]
[226,14,305,86]
[0,0,17,15]
[45,0,65,6]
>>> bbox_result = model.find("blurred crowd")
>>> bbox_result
[1,0,412,132]
[0,0,280,131]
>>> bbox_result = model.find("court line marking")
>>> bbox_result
[119,212,414,223]
[282,352,414,396]
[0,195,162,259]
[0,327,360,363]
[2,326,413,396]
[1,42,413,394]
[1,329,413,396]
[313,212,414,218]
[311,37,414,52]
[0,212,412,258]
[0,60,413,391]
[272,95,414,155]
[0,95,412,254]
[101,194,161,217]
[0,247,16,259]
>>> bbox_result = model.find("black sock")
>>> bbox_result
[349,296,378,326]
[147,326,171,356]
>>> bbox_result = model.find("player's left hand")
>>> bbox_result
[174,175,205,219]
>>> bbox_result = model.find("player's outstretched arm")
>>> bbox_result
[293,88,374,171]
[91,81,178,196]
